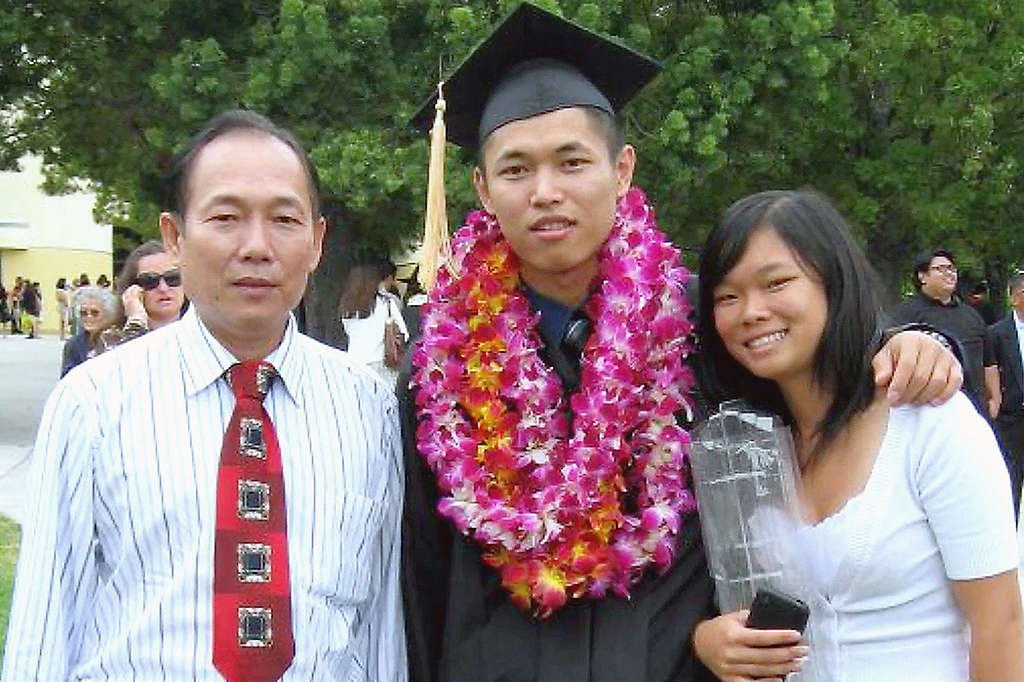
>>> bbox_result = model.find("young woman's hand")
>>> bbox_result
[693,611,807,682]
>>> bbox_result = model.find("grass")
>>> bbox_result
[0,515,20,661]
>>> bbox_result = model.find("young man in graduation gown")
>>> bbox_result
[400,5,962,682]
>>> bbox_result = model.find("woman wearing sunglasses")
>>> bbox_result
[111,240,186,340]
[692,190,1021,681]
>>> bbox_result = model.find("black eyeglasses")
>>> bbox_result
[135,270,182,290]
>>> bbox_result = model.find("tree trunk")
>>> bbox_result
[985,258,1008,317]
[302,201,354,348]
[865,214,917,309]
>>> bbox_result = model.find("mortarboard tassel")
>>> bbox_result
[419,82,450,291]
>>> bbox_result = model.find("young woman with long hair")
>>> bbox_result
[692,190,1022,682]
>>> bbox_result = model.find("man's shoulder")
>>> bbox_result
[960,302,987,326]
[64,322,180,389]
[989,313,1016,338]
[889,294,927,318]
[49,327,176,435]
[292,329,361,369]
[292,331,398,403]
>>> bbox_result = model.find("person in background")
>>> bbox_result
[987,271,1024,523]
[103,239,187,348]
[966,282,997,325]
[66,275,80,335]
[378,258,402,298]
[60,284,118,376]
[337,261,409,386]
[10,277,23,334]
[693,190,1021,682]
[69,274,90,334]
[401,269,427,341]
[55,277,71,340]
[0,282,9,335]
[20,279,41,338]
[890,249,996,416]
[95,273,111,288]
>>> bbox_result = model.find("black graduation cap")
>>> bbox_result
[411,2,662,149]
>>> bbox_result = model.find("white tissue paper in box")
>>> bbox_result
[690,400,837,680]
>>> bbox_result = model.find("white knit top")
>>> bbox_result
[791,392,1018,681]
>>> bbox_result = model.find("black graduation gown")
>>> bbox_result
[399,329,717,682]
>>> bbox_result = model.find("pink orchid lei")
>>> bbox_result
[412,187,697,618]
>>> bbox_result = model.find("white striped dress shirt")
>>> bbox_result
[2,308,407,681]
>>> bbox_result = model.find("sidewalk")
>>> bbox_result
[0,333,63,526]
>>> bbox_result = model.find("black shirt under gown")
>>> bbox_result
[399,290,717,682]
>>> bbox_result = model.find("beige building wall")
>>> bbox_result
[0,155,112,334]
[2,249,112,333]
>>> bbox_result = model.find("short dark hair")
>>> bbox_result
[377,258,397,280]
[116,240,167,295]
[1009,271,1024,296]
[163,109,321,220]
[477,105,625,167]
[698,189,885,455]
[912,248,955,291]
[582,107,625,158]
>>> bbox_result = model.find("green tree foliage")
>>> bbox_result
[2,0,1021,335]
[630,0,1024,303]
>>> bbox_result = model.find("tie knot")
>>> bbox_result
[561,311,592,358]
[226,360,277,401]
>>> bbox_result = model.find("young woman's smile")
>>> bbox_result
[711,227,828,389]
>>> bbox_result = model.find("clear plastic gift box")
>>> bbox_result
[690,400,836,680]
[690,400,803,613]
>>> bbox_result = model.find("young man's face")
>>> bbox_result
[919,255,957,302]
[1011,285,1024,316]
[160,129,325,353]
[473,107,635,302]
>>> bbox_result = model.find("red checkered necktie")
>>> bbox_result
[212,360,294,682]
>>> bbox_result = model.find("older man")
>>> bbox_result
[3,111,406,681]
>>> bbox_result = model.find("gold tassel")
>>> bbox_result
[419,82,450,291]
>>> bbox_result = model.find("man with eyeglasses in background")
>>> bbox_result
[891,248,997,417]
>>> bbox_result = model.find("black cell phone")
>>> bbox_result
[746,587,810,633]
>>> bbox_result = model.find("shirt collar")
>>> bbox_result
[177,306,304,407]
[1014,310,1024,329]
[525,286,576,346]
